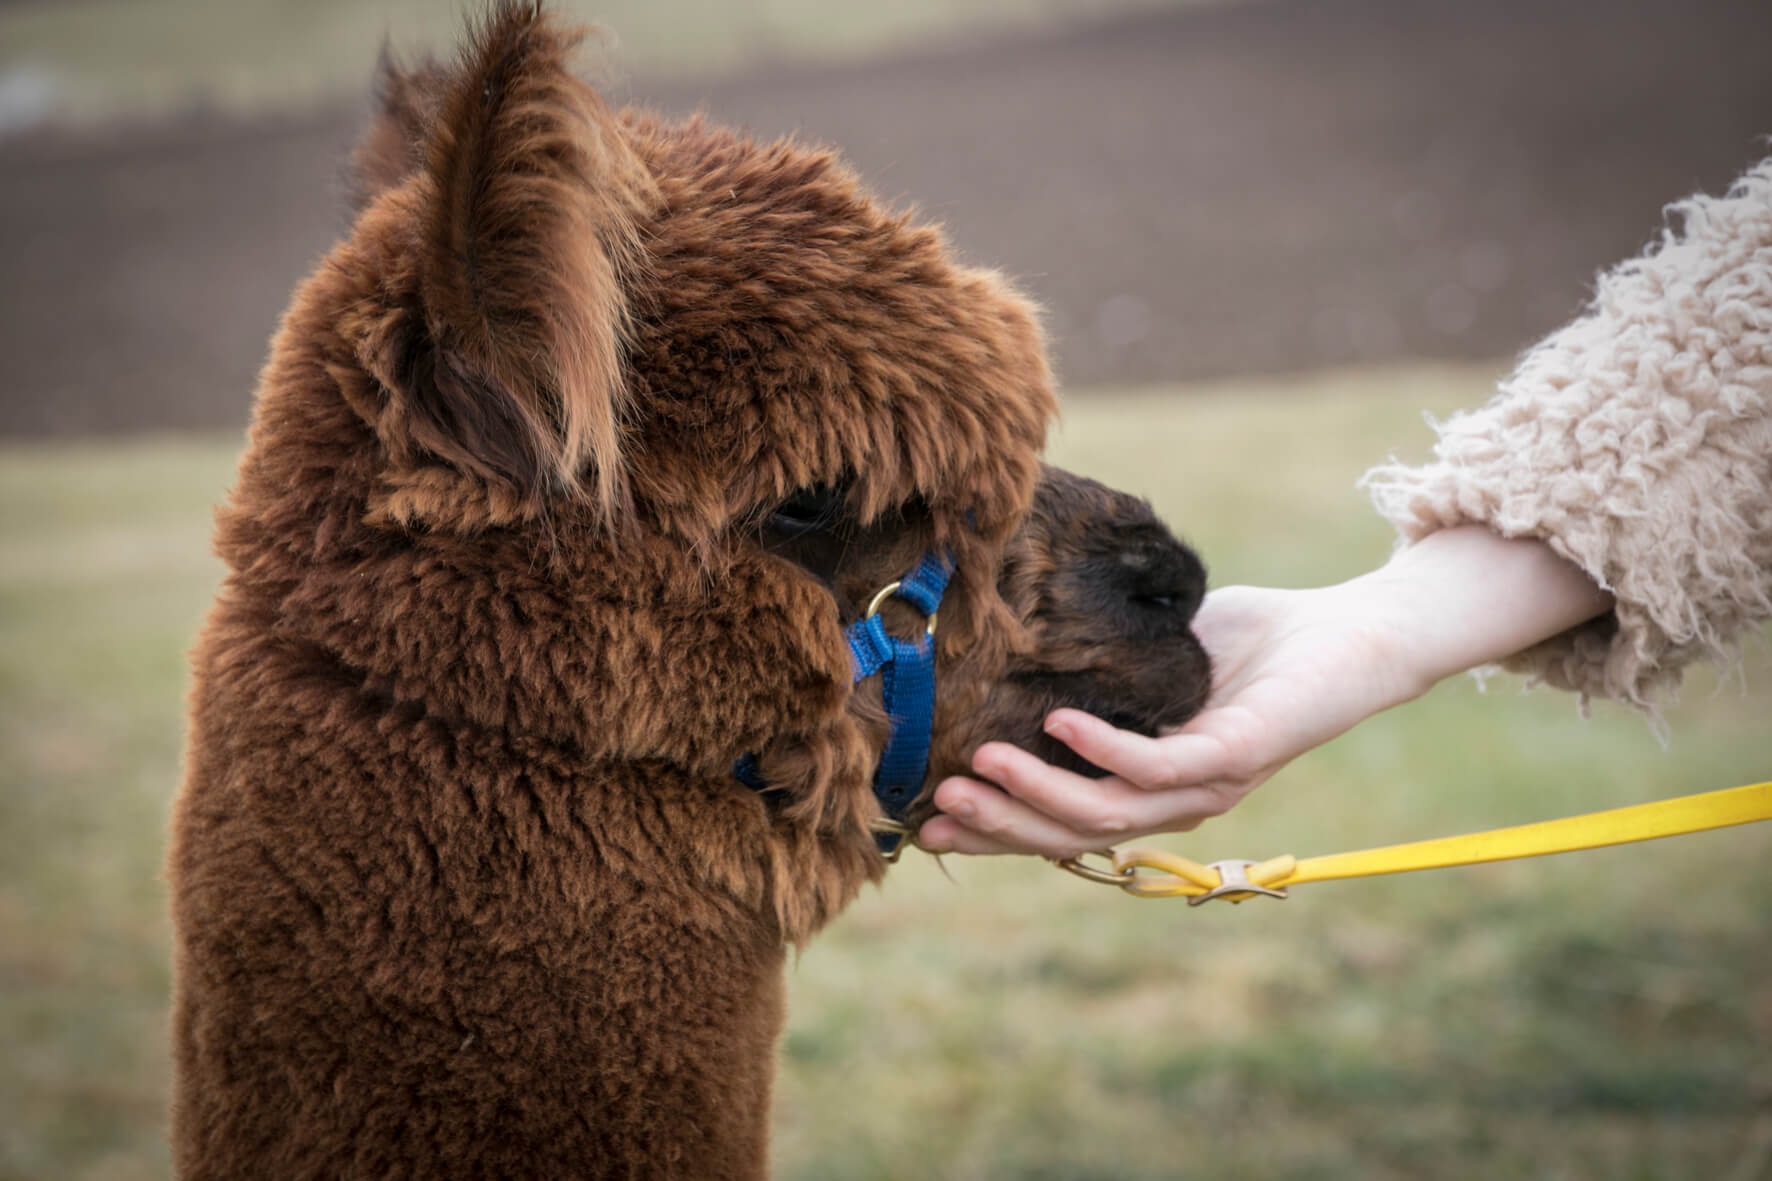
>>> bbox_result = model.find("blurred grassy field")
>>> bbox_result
[2,365,1769,1180]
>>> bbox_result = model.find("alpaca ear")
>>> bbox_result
[347,48,448,211]
[386,1,654,522]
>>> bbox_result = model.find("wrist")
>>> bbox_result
[1350,526,1613,693]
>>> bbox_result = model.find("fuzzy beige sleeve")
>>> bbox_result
[1364,158,1772,711]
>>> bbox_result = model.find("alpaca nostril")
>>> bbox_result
[1129,580,1204,622]
[1116,536,1207,624]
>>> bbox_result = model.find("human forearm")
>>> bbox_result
[1351,525,1616,703]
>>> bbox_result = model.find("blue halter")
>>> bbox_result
[734,550,953,859]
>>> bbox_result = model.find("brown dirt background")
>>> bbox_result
[2,0,1769,436]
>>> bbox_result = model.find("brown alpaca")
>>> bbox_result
[169,5,1212,1177]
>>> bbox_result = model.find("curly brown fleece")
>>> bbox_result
[169,5,1210,1177]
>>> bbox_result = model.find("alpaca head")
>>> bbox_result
[276,1,1209,930]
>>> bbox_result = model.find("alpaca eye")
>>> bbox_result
[767,485,847,537]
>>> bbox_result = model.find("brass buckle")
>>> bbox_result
[870,817,913,862]
[1188,859,1289,906]
[864,580,937,636]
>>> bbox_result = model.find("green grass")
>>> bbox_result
[0,438,238,1181]
[2,365,1770,1180]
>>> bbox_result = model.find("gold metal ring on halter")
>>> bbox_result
[864,580,937,636]
[1050,851,1136,887]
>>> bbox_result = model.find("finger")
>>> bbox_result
[928,772,1125,859]
[1041,709,1238,790]
[966,744,1238,845]
[915,812,1021,855]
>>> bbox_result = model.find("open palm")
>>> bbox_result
[918,527,1614,858]
[917,583,1422,857]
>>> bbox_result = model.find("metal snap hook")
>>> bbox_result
[1050,851,1137,886]
[869,817,913,862]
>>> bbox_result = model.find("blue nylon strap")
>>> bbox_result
[870,630,936,819]
[893,551,953,617]
[846,615,895,683]
[862,553,952,850]
[734,549,954,859]
[731,751,768,792]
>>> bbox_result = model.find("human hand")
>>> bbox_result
[917,581,1424,857]
[917,527,1612,857]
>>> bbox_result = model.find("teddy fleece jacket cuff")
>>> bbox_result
[1364,157,1772,713]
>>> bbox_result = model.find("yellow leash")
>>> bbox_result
[1055,780,1772,905]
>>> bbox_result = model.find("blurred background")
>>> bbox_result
[2,1,1770,1178]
